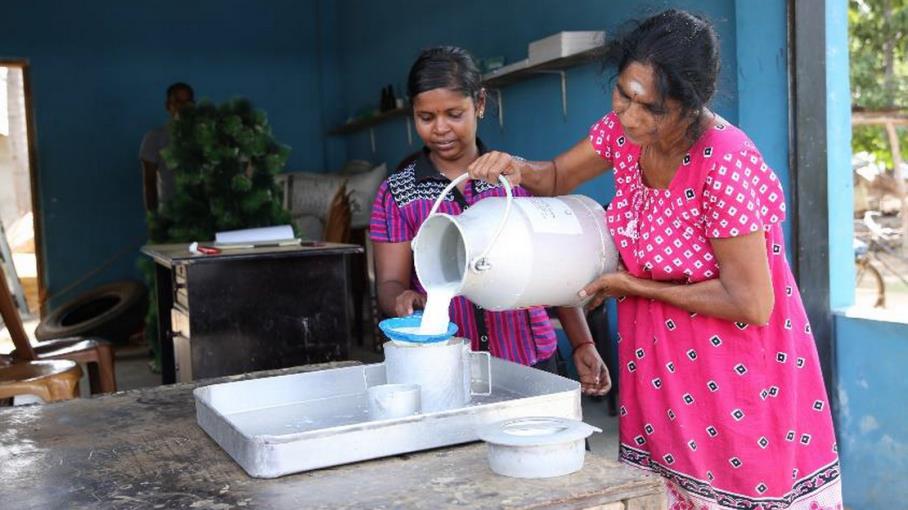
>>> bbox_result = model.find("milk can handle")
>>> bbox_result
[427,173,513,272]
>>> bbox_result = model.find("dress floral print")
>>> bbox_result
[589,112,843,509]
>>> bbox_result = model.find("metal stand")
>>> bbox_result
[490,70,569,131]
[0,222,28,317]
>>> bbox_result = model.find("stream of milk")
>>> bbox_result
[416,283,458,335]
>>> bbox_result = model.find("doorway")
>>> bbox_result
[0,60,43,323]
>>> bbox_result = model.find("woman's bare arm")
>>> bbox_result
[373,241,426,316]
[582,231,774,325]
[467,137,612,196]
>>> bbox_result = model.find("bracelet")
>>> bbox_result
[572,341,596,353]
[551,159,559,196]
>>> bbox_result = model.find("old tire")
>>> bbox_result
[35,281,148,343]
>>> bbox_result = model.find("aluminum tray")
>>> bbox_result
[194,358,581,478]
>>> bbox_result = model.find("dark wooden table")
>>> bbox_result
[141,242,362,384]
[0,363,664,510]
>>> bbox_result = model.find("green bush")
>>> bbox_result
[148,98,291,243]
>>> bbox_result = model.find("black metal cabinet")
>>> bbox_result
[142,243,362,384]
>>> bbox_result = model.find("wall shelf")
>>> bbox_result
[327,47,603,138]
[482,47,603,128]
[329,107,409,135]
[481,47,602,88]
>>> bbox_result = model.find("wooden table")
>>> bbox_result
[0,363,664,510]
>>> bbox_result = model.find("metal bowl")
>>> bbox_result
[477,416,601,479]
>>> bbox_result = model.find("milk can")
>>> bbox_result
[383,338,491,413]
[412,174,618,311]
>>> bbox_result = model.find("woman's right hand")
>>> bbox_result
[395,290,427,317]
[467,151,527,187]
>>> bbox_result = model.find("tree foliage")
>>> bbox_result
[850,0,907,110]
[147,98,291,243]
[850,0,908,169]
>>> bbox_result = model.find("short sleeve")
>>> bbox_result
[588,112,621,163]
[702,149,787,238]
[139,129,162,163]
[369,180,414,243]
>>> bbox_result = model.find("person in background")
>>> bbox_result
[140,82,194,213]
[467,10,842,509]
[370,46,611,395]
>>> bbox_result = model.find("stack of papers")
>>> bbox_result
[213,225,300,248]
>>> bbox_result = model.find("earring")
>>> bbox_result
[479,110,485,119]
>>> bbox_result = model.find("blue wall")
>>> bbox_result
[826,0,856,311]
[4,0,798,307]
[835,315,908,509]
[824,2,908,509]
[329,0,790,366]
[2,1,330,307]
[734,0,792,250]
[331,0,742,205]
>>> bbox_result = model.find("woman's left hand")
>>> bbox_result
[572,343,612,396]
[579,269,636,310]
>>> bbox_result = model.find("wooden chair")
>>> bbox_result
[0,271,116,394]
[0,359,82,403]
[323,181,352,244]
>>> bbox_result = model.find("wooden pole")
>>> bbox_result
[851,111,908,126]
[883,121,908,256]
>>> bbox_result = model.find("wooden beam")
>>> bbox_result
[852,110,908,126]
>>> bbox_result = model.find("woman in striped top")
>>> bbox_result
[369,46,611,395]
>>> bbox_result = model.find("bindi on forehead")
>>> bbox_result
[628,80,646,97]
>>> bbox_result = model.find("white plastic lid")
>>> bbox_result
[477,416,601,447]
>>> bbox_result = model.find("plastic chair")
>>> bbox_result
[0,359,82,403]
[0,272,116,394]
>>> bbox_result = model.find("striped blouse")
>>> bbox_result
[369,144,557,366]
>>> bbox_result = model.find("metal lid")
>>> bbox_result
[477,416,601,447]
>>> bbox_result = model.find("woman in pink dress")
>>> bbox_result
[468,9,842,510]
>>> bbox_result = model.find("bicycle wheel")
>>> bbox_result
[855,259,886,308]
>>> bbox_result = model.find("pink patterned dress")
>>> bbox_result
[589,112,842,510]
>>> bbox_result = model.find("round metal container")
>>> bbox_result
[383,338,491,413]
[366,383,421,420]
[477,416,601,479]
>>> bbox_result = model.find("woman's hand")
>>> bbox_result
[579,268,637,310]
[467,150,526,187]
[572,343,612,396]
[395,290,427,317]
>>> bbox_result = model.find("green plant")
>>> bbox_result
[148,98,292,243]
[849,0,908,166]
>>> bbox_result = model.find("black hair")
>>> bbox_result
[602,9,719,138]
[166,82,194,101]
[407,46,483,104]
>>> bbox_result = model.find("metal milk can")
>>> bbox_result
[412,174,618,311]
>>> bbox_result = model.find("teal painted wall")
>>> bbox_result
[835,315,908,509]
[734,0,792,252]
[330,0,743,205]
[330,0,792,375]
[826,0,856,311]
[2,1,331,307]
[824,2,907,509]
[4,0,799,308]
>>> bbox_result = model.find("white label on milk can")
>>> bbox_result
[515,198,583,235]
